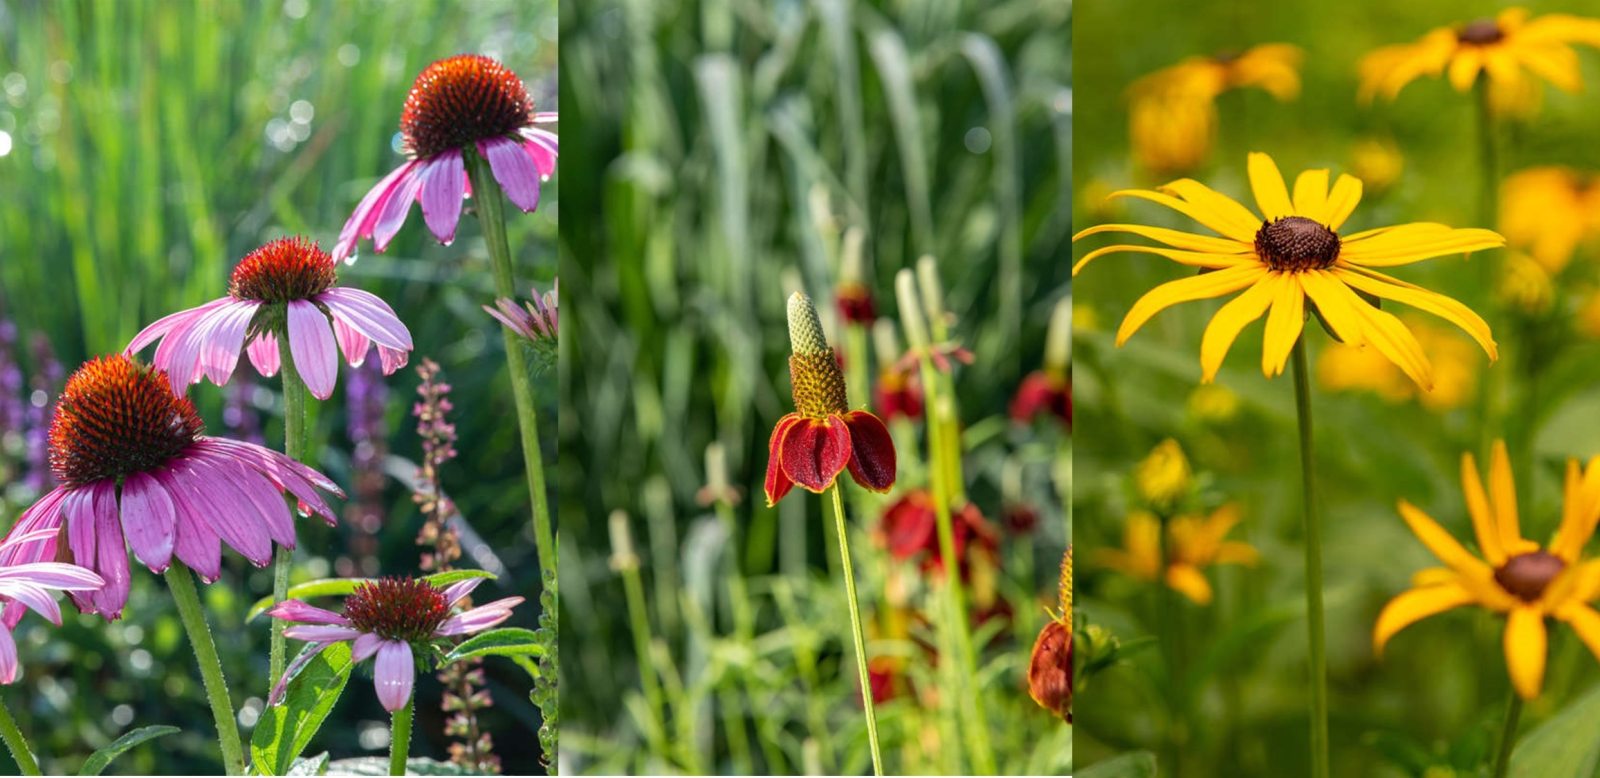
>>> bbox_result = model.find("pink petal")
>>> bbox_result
[287,300,338,400]
[120,471,176,572]
[197,301,260,386]
[436,596,523,636]
[170,459,272,567]
[0,582,61,626]
[283,624,365,642]
[198,455,295,550]
[0,489,67,630]
[378,347,409,375]
[334,161,418,264]
[372,162,427,253]
[161,468,223,583]
[266,599,350,626]
[198,438,344,515]
[373,639,415,712]
[128,303,209,356]
[351,632,384,662]
[441,578,483,607]
[0,527,60,557]
[0,628,15,684]
[247,331,281,378]
[520,128,558,178]
[418,149,466,243]
[480,137,540,212]
[331,318,371,367]
[0,563,104,590]
[90,482,130,619]
[62,487,100,615]
[317,288,413,350]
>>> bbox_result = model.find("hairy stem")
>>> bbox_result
[166,562,244,775]
[270,331,308,689]
[827,485,883,776]
[0,695,39,776]
[389,694,414,776]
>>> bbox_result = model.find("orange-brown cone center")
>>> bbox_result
[229,237,337,303]
[49,356,205,487]
[343,577,451,642]
[400,54,533,160]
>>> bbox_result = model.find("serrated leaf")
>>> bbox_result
[77,725,180,775]
[245,571,496,622]
[325,756,477,775]
[442,627,544,665]
[1077,751,1158,778]
[1511,682,1600,777]
[251,642,355,776]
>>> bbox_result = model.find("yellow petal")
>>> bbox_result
[1073,223,1248,254]
[1460,451,1508,566]
[1504,606,1548,700]
[1398,499,1491,575]
[1556,602,1600,665]
[1074,243,1255,275]
[1340,226,1506,267]
[1158,179,1266,241]
[1447,49,1483,93]
[1489,440,1526,550]
[1373,583,1475,654]
[1323,174,1364,230]
[1514,44,1581,93]
[1116,265,1265,346]
[1552,458,1600,562]
[1166,564,1214,605]
[1324,285,1432,390]
[1260,273,1305,377]
[1411,567,1458,587]
[1247,152,1294,220]
[1199,274,1280,382]
[1107,188,1260,243]
[1333,268,1497,360]
[1292,169,1329,220]
[1298,270,1367,345]
[1213,541,1260,566]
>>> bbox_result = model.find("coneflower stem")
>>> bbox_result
[166,562,245,776]
[0,696,39,775]
[1291,339,1330,778]
[269,331,308,689]
[389,694,413,776]
[1492,693,1523,778]
[464,150,556,579]
[826,484,883,776]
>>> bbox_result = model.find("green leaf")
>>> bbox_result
[77,725,181,775]
[325,756,477,775]
[1511,683,1600,777]
[442,627,544,665]
[420,569,497,589]
[250,642,355,776]
[245,571,497,622]
[287,752,330,776]
[1077,751,1158,778]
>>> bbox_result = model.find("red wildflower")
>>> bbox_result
[1011,369,1072,427]
[873,366,924,422]
[878,490,998,578]
[764,293,897,505]
[836,282,878,325]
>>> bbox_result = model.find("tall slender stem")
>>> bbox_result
[1291,339,1329,778]
[1156,511,1184,778]
[269,331,308,688]
[618,546,670,762]
[1474,75,1503,460]
[166,562,244,776]
[0,696,39,776]
[464,150,556,577]
[1492,692,1523,778]
[389,694,414,776]
[827,484,883,776]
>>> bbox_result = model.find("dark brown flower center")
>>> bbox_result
[343,577,452,643]
[400,54,533,160]
[229,237,337,303]
[1458,19,1504,46]
[49,356,204,487]
[1495,550,1566,602]
[1255,216,1341,272]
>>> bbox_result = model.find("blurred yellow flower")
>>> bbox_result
[1074,152,1502,387]
[1578,290,1600,339]
[1359,8,1600,115]
[1073,302,1102,334]
[1350,138,1404,194]
[1127,44,1301,175]
[1317,318,1479,411]
[1187,383,1241,423]
[1097,505,1258,605]
[1376,441,1600,700]
[1500,167,1600,273]
[1497,251,1555,316]
[1135,438,1191,509]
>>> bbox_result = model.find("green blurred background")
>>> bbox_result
[558,0,1070,773]
[0,0,556,773]
[1074,0,1600,775]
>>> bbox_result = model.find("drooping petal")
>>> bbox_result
[372,162,427,253]
[170,459,273,567]
[764,415,802,506]
[194,453,296,550]
[1072,223,1248,256]
[161,468,224,583]
[266,599,350,626]
[248,331,281,378]
[283,624,366,643]
[317,288,413,350]
[0,489,67,630]
[62,487,100,614]
[333,161,419,264]
[842,411,896,492]
[1164,564,1213,605]
[377,347,409,375]
[418,149,466,243]
[1334,268,1496,359]
[352,632,384,662]
[196,301,261,386]
[197,439,341,523]
[1246,152,1294,220]
[481,137,542,212]
[0,582,62,626]
[373,640,416,712]
[441,578,484,608]
[1199,274,1279,382]
[0,628,15,684]
[1259,272,1305,377]
[778,417,853,493]
[1298,270,1368,347]
[287,300,338,400]
[90,481,130,618]
[1072,244,1255,275]
[331,318,371,367]
[436,597,524,636]
[1504,606,1547,700]
[119,471,176,572]
[127,304,210,357]
[1115,264,1264,346]
[1373,583,1476,654]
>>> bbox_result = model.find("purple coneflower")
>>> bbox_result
[0,526,104,683]
[332,54,558,264]
[126,237,413,400]
[4,355,343,619]
[267,576,522,711]
[484,280,557,345]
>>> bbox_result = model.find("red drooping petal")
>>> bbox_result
[780,416,853,493]
[880,491,936,560]
[764,414,803,506]
[842,410,896,492]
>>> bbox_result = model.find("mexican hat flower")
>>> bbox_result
[267,576,522,711]
[332,54,558,264]
[878,489,999,579]
[1375,441,1600,700]
[0,526,104,683]
[1096,505,1258,605]
[764,293,895,505]
[1010,370,1071,427]
[873,365,923,422]
[1073,152,1503,387]
[1500,167,1600,273]
[4,355,343,619]
[1028,547,1072,721]
[126,237,413,400]
[1128,44,1302,174]
[1359,9,1600,114]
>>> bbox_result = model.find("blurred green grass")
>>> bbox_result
[1074,0,1600,775]
[558,0,1070,773]
[0,0,556,773]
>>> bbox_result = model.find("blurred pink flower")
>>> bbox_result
[484,280,558,344]
[0,526,104,683]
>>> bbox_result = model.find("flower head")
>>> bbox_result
[1010,370,1071,427]
[1134,439,1191,510]
[1127,44,1302,174]
[1073,152,1502,387]
[484,280,558,346]
[1028,548,1072,721]
[1500,167,1600,273]
[126,237,413,400]
[0,526,104,683]
[268,575,522,711]
[836,282,877,325]
[1359,9,1600,114]
[877,490,998,580]
[5,355,343,619]
[1096,505,1257,605]
[1375,441,1600,700]
[763,293,896,505]
[873,366,923,422]
[333,55,558,264]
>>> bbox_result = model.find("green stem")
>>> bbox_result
[1474,75,1503,459]
[1291,340,1329,778]
[389,694,413,776]
[464,150,556,578]
[1156,511,1184,778]
[166,562,244,775]
[0,696,40,776]
[270,330,308,688]
[827,485,883,776]
[1492,692,1523,778]
[620,556,670,761]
